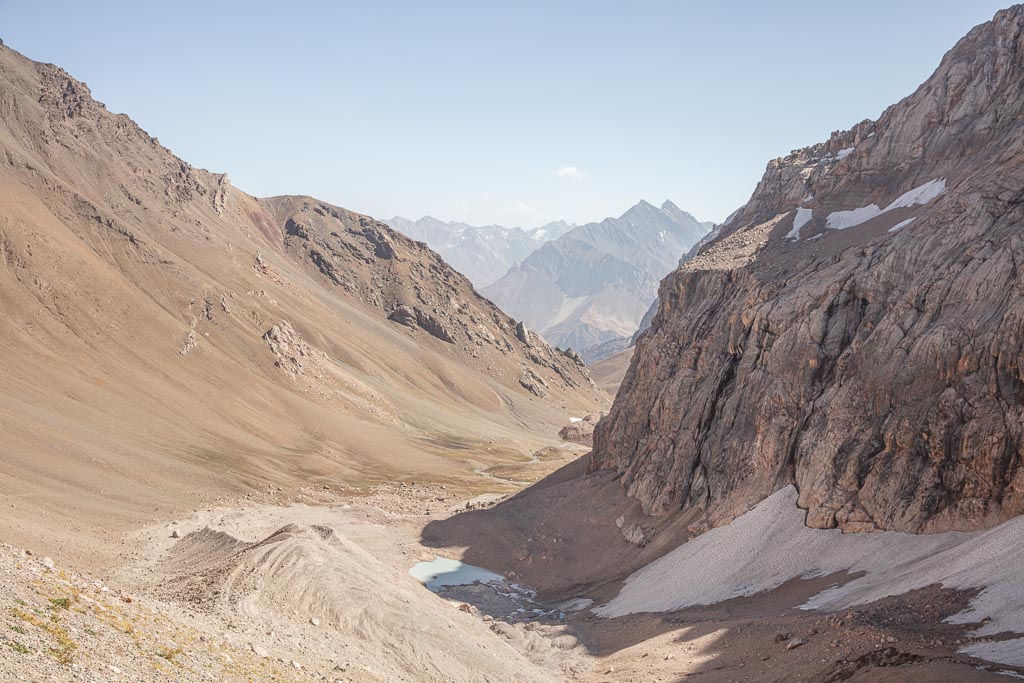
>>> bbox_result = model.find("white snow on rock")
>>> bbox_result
[888,217,916,232]
[824,178,945,232]
[786,208,813,240]
[836,147,855,160]
[595,486,1024,667]
[884,178,946,211]
[826,204,882,231]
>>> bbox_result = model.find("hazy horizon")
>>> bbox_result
[0,0,1010,227]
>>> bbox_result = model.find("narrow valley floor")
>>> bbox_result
[0,449,1020,682]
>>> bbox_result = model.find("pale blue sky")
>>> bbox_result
[0,1,1010,226]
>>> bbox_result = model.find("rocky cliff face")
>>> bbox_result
[592,6,1024,534]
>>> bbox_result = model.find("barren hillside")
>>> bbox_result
[0,40,607,569]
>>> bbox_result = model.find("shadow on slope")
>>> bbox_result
[421,454,698,599]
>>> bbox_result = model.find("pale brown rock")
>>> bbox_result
[558,413,604,446]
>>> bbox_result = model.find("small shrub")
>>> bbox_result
[48,624,77,665]
[156,645,184,663]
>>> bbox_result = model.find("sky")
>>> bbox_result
[0,1,1011,227]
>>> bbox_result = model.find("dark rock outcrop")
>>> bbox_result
[388,305,457,344]
[592,6,1024,534]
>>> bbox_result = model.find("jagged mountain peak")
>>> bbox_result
[483,199,710,360]
[384,215,573,287]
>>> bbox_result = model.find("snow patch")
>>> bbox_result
[786,208,813,240]
[888,217,916,232]
[826,204,883,231]
[824,178,946,232]
[884,178,946,211]
[836,147,855,160]
[596,486,1024,667]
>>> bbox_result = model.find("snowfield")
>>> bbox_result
[786,207,813,240]
[824,178,946,232]
[884,178,946,210]
[596,486,1024,667]
[825,203,883,231]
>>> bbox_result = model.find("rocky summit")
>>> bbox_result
[593,5,1024,534]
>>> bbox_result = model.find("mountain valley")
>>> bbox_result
[1,5,1024,683]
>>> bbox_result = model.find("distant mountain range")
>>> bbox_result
[482,200,712,361]
[385,216,575,288]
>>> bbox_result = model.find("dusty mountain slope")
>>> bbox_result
[0,39,606,569]
[150,520,560,682]
[0,483,595,683]
[594,4,1024,535]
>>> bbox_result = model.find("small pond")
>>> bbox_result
[410,555,593,622]
[409,556,504,592]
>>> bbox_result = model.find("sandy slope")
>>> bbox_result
[0,41,607,572]
[0,485,573,682]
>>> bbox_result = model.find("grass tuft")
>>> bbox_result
[156,645,184,663]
